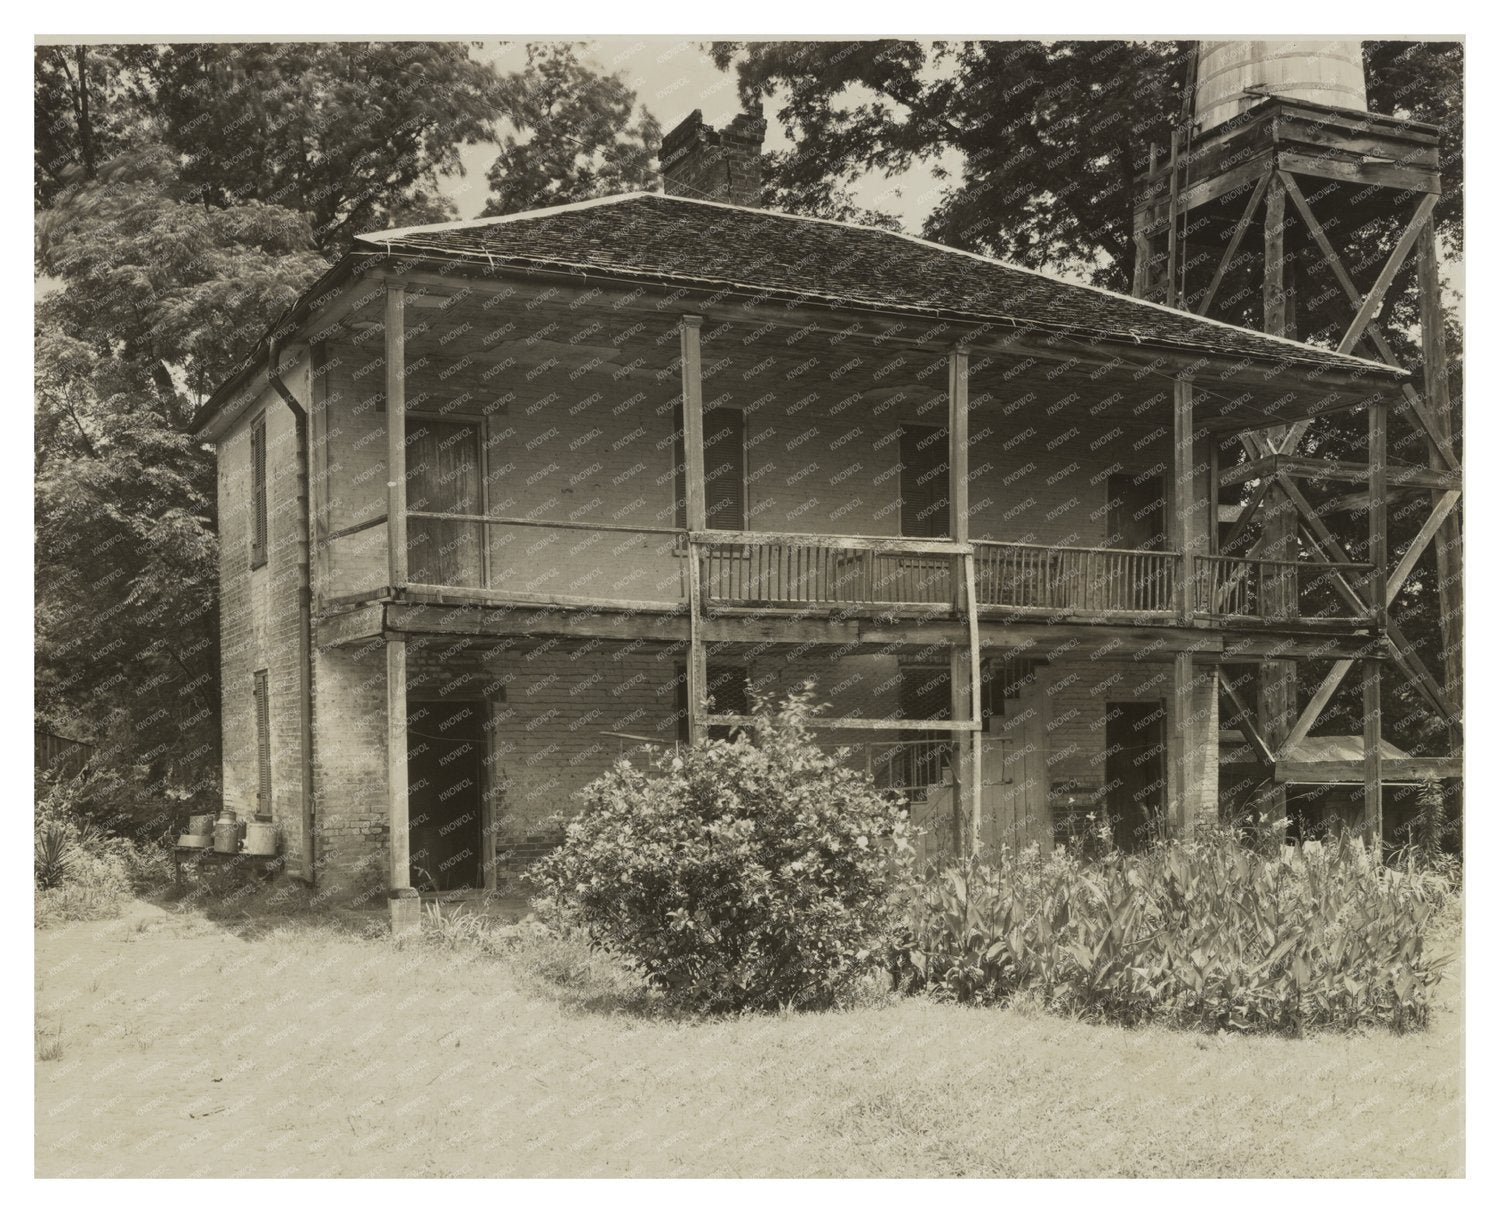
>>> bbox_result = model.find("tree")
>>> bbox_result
[482,43,660,216]
[34,43,158,207]
[712,40,1193,284]
[713,40,1462,290]
[33,41,509,820]
[145,42,504,250]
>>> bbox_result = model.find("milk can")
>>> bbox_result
[213,809,244,854]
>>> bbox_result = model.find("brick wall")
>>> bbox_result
[215,353,313,878]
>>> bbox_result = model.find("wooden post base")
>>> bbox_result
[389,888,422,935]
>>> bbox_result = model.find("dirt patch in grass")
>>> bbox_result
[35,898,1463,1177]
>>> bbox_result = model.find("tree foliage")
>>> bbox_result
[482,43,660,216]
[713,39,1462,289]
[33,40,672,819]
[146,42,504,250]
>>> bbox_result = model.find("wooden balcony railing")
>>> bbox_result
[696,531,960,608]
[373,513,1377,631]
[973,541,1178,615]
[1192,554,1375,623]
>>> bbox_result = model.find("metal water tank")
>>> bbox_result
[1194,40,1367,132]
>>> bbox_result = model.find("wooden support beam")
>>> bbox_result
[1218,669,1274,767]
[1277,756,1461,785]
[1277,473,1457,724]
[1221,454,1457,491]
[1419,216,1463,758]
[1173,651,1194,835]
[1263,172,1290,339]
[948,346,970,546]
[680,315,708,744]
[1173,377,1195,622]
[1284,659,1355,753]
[1386,490,1460,609]
[949,344,983,851]
[1220,476,1274,553]
[315,603,385,649]
[1337,193,1438,355]
[386,636,412,896]
[951,645,977,856]
[1369,399,1389,632]
[1195,170,1271,317]
[705,714,982,733]
[1165,128,1182,307]
[1256,177,1296,828]
[1278,175,1456,469]
[1363,657,1383,843]
[385,283,408,588]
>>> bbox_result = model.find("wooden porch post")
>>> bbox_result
[1363,659,1383,846]
[1172,377,1204,836]
[386,635,418,932]
[948,345,982,853]
[1364,396,1389,845]
[1172,376,1195,622]
[1173,650,1194,838]
[385,283,408,589]
[680,315,708,745]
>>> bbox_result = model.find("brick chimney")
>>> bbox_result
[660,104,766,208]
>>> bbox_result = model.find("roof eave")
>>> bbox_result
[371,243,1411,389]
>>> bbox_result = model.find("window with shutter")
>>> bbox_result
[250,412,268,568]
[254,670,272,818]
[674,405,746,531]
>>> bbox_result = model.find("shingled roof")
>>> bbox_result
[356,191,1406,379]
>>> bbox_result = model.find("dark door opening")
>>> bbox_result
[1104,700,1167,852]
[899,424,950,538]
[408,699,486,892]
[1105,472,1166,551]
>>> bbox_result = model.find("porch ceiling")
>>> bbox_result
[330,270,1398,434]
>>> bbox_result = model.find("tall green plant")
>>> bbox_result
[892,831,1452,1034]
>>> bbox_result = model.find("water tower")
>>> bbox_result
[1131,40,1461,838]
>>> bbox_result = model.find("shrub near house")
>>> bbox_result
[538,687,911,1013]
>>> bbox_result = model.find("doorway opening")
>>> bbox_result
[407,699,488,893]
[1104,700,1167,852]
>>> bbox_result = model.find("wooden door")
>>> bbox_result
[406,418,484,588]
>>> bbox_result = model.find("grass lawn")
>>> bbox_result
[35,896,1463,1178]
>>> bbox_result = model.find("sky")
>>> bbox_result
[443,38,961,233]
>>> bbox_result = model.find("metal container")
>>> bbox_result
[243,820,278,856]
[213,810,243,855]
[187,814,215,836]
[1195,40,1367,132]
[177,833,213,849]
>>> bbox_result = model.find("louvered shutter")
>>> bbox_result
[250,413,268,568]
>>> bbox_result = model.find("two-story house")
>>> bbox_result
[191,107,1405,928]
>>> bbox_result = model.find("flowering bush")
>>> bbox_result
[537,686,913,1012]
[889,830,1454,1034]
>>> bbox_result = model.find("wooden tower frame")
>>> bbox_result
[1132,92,1461,839]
